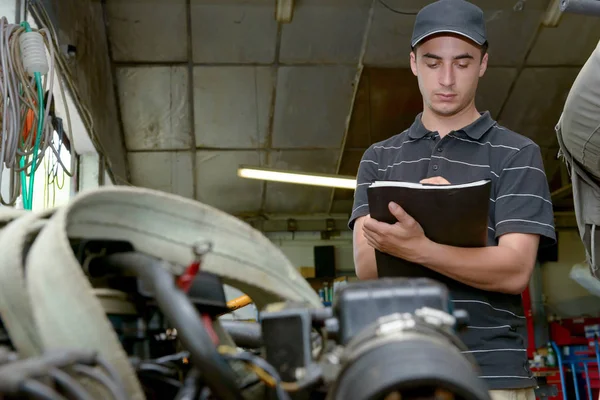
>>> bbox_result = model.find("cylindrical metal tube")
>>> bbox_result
[226,294,252,311]
[560,0,600,16]
[220,320,263,348]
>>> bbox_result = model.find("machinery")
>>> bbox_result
[0,186,490,400]
[555,37,600,285]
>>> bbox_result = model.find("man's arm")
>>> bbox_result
[362,143,556,293]
[362,205,539,294]
[348,146,380,280]
[353,216,378,280]
[419,232,539,294]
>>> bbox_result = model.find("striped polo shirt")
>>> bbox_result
[349,111,556,390]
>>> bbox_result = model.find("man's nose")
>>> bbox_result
[439,65,455,87]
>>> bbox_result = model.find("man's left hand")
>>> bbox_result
[362,202,430,262]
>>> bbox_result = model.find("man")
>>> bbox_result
[349,1,556,399]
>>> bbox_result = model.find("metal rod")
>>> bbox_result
[560,0,600,16]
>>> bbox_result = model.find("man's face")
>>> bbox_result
[410,34,488,117]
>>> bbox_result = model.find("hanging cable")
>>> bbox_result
[0,14,73,209]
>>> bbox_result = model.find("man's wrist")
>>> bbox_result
[412,237,437,265]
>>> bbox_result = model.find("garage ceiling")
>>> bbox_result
[104,0,600,230]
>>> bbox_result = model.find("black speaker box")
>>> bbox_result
[314,245,336,278]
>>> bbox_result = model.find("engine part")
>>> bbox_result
[333,277,464,345]
[101,251,244,400]
[220,320,263,349]
[261,303,314,382]
[560,0,600,16]
[556,39,600,280]
[7,186,320,399]
[328,310,490,400]
[0,346,127,400]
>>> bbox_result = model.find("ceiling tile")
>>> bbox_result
[363,5,414,67]
[476,68,518,119]
[196,150,265,214]
[272,66,357,148]
[338,149,365,177]
[527,14,600,66]
[190,0,277,63]
[194,66,274,148]
[345,70,372,149]
[367,68,422,143]
[117,67,191,151]
[279,0,371,64]
[482,9,543,67]
[106,0,187,62]
[497,67,580,147]
[264,149,340,213]
[129,151,194,198]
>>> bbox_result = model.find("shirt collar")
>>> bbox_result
[408,111,496,140]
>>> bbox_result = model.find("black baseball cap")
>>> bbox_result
[411,0,487,48]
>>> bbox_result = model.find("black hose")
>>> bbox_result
[174,368,202,400]
[102,252,244,400]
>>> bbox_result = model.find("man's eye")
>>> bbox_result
[427,63,439,68]
[457,63,469,69]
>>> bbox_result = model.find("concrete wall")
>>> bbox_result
[41,0,129,183]
[0,1,16,23]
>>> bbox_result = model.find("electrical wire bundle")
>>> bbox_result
[0,15,72,209]
[0,346,129,400]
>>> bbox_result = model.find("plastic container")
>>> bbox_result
[19,31,49,76]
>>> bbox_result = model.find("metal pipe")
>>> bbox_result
[219,320,263,349]
[560,0,600,16]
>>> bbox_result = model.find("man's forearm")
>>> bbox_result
[353,217,378,280]
[416,239,530,294]
[355,241,378,280]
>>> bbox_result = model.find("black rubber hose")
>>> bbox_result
[220,320,263,348]
[102,252,243,400]
[174,368,202,400]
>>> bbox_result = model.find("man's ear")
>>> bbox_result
[479,52,488,78]
[410,51,418,76]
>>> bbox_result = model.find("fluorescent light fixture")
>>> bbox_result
[237,165,357,189]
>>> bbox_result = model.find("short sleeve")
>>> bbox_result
[494,144,556,244]
[348,146,379,230]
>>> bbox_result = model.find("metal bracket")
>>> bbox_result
[275,0,294,23]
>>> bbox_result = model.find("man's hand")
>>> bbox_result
[362,202,429,263]
[420,176,450,185]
